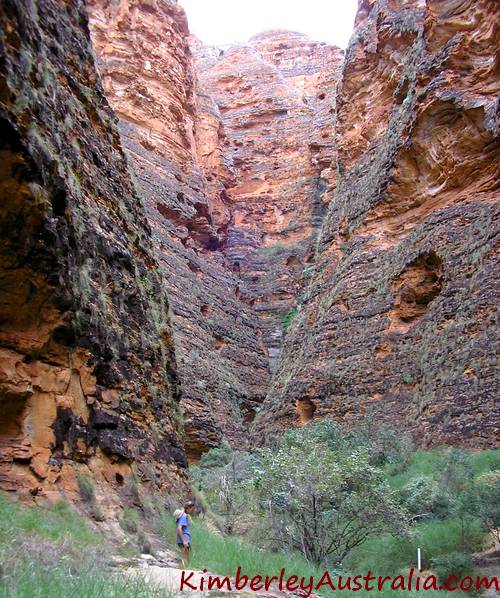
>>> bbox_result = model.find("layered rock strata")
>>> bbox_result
[0,0,185,504]
[194,31,344,372]
[254,0,500,448]
[88,1,343,456]
[87,0,271,459]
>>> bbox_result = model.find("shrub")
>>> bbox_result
[119,507,140,534]
[191,448,259,535]
[281,306,298,330]
[399,476,451,520]
[251,421,408,564]
[197,442,233,469]
[77,474,95,503]
[348,419,414,467]
[469,471,500,542]
[432,552,474,583]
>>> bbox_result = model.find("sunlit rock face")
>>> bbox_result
[88,1,343,457]
[87,0,271,459]
[193,30,344,373]
[253,0,500,448]
[0,0,186,505]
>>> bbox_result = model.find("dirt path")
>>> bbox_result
[118,552,306,598]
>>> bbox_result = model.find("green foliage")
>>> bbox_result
[191,447,259,535]
[77,473,96,503]
[162,517,338,593]
[161,516,446,598]
[347,418,414,467]
[0,492,170,597]
[0,494,99,547]
[197,442,233,469]
[252,421,407,564]
[347,518,485,575]
[188,425,498,590]
[281,306,298,330]
[0,562,168,598]
[119,507,140,534]
[347,447,498,575]
[399,476,451,520]
[432,552,474,583]
[473,471,500,541]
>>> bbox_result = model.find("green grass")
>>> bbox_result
[169,447,499,597]
[0,563,167,598]
[347,448,498,580]
[386,449,446,489]
[0,493,100,546]
[281,306,298,331]
[469,450,500,476]
[347,518,486,575]
[387,448,500,490]
[161,518,444,597]
[0,493,166,598]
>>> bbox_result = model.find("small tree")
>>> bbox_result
[472,471,500,543]
[191,446,258,535]
[440,449,478,551]
[251,421,407,565]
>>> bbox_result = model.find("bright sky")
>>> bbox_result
[180,0,358,49]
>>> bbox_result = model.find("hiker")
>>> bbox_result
[175,500,195,569]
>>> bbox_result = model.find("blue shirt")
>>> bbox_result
[176,512,191,545]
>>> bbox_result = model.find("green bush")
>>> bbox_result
[119,507,140,534]
[347,517,486,575]
[77,473,96,503]
[281,306,298,330]
[471,471,500,540]
[197,442,233,469]
[431,552,474,583]
[251,421,407,564]
[399,476,451,520]
[0,493,167,597]
[191,448,259,535]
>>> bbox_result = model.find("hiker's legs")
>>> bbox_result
[178,544,190,569]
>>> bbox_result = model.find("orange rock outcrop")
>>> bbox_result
[87,1,343,457]
[254,0,500,448]
[1,0,498,511]
[0,0,185,507]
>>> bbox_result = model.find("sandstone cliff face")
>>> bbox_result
[254,0,500,448]
[0,0,186,506]
[193,30,344,372]
[87,1,343,457]
[87,0,271,459]
[2,0,497,508]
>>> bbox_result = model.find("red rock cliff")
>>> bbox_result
[0,0,186,508]
[87,1,343,457]
[254,0,500,448]
[1,0,497,509]
[193,31,344,371]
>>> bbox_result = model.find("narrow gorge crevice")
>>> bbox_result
[82,0,500,457]
[86,1,345,460]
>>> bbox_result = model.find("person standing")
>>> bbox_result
[175,500,195,569]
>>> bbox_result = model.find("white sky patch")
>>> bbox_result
[179,0,358,48]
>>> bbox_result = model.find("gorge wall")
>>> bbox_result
[0,0,498,507]
[0,0,186,508]
[254,0,500,448]
[86,0,343,457]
